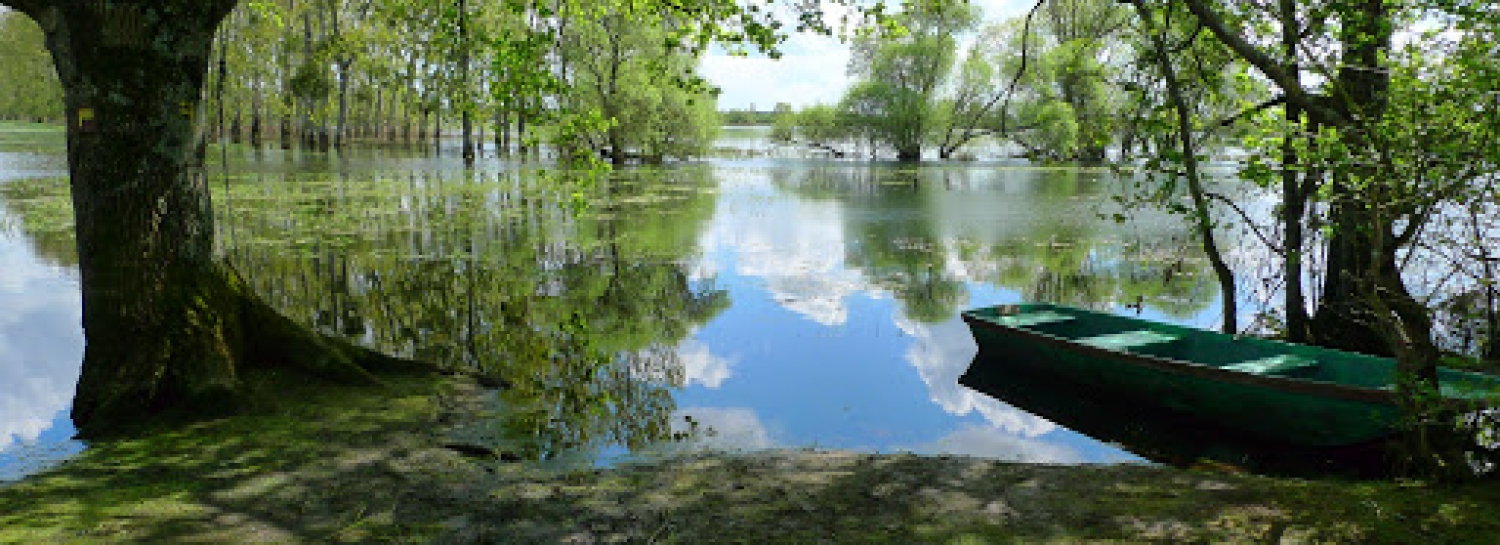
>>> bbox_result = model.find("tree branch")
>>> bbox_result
[1175,0,1347,127]
[1216,95,1286,128]
[996,0,1046,138]
[1165,22,1205,56]
[1204,191,1283,256]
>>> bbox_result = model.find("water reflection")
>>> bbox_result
[2,127,1239,477]
[0,206,84,481]
[226,167,727,464]
[959,352,1390,478]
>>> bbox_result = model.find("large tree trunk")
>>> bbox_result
[27,1,426,438]
[1312,0,1396,357]
[1278,0,1311,344]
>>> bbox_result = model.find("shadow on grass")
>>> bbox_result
[0,373,483,541]
[7,373,1500,543]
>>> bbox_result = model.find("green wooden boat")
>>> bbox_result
[962,303,1500,447]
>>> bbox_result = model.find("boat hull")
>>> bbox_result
[955,303,1494,447]
[964,321,1397,446]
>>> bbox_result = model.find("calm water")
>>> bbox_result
[0,124,1240,480]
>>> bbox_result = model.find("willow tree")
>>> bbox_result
[842,0,980,160]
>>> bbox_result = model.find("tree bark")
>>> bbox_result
[1278,0,1310,344]
[1179,0,1393,354]
[1131,1,1237,334]
[301,10,315,149]
[1310,0,1395,357]
[21,1,428,438]
[332,1,348,151]
[496,108,507,154]
[458,0,474,166]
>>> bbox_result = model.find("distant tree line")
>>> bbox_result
[719,106,788,126]
[0,2,723,165]
[771,0,1263,163]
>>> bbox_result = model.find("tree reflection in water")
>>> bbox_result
[227,166,728,464]
[773,165,1215,324]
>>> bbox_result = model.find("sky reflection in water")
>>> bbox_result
[0,201,84,481]
[0,136,1236,479]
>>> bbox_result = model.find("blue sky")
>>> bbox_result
[703,0,1033,111]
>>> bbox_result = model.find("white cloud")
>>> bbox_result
[896,314,1058,438]
[703,33,853,110]
[675,406,775,451]
[904,424,1082,463]
[0,237,83,452]
[678,339,736,389]
[698,176,868,326]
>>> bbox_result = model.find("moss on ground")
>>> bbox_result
[3,375,1500,543]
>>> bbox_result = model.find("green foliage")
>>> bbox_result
[0,12,63,122]
[988,0,1132,162]
[835,1,981,160]
[769,107,796,143]
[720,109,780,125]
[289,62,334,101]
[188,0,886,153]
[790,103,857,154]
[554,9,721,163]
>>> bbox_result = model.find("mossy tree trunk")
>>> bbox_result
[9,0,426,438]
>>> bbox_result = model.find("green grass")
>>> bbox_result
[5,372,1500,543]
[0,373,461,542]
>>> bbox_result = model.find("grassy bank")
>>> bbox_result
[3,374,1500,543]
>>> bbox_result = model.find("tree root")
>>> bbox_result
[73,263,490,439]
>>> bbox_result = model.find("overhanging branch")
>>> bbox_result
[1216,95,1286,128]
[1176,0,1347,127]
[1204,191,1283,256]
[996,0,1046,138]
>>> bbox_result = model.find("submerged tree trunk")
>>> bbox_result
[250,86,263,150]
[20,1,427,438]
[517,100,529,154]
[458,0,474,166]
[501,108,513,153]
[335,63,349,149]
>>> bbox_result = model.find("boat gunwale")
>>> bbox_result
[962,307,1415,407]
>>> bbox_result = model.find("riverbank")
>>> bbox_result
[2,374,1498,543]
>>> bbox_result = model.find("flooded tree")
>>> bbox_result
[0,1,433,437]
[0,0,857,437]
[841,1,981,161]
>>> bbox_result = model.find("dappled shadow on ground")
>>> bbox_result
[0,375,496,541]
[434,451,1500,543]
[6,375,1500,543]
